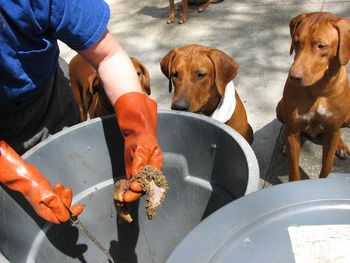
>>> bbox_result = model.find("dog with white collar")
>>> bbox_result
[160,44,254,144]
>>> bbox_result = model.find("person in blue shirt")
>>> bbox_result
[0,0,163,224]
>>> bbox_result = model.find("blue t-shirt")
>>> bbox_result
[0,0,110,105]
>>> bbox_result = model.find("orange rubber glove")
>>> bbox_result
[0,141,84,224]
[114,92,163,203]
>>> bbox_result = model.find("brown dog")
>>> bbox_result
[69,55,151,121]
[167,0,223,24]
[160,44,253,144]
[276,12,350,181]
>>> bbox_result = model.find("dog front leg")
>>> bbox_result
[178,0,188,24]
[167,0,176,23]
[320,130,340,178]
[286,129,301,181]
[336,136,350,160]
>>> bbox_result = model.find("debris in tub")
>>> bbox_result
[114,165,168,222]
[133,165,169,220]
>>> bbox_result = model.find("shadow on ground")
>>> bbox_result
[265,125,350,187]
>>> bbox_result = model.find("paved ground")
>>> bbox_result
[59,0,350,189]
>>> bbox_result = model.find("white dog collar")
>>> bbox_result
[210,81,236,123]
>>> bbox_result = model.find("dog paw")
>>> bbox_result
[198,2,210,12]
[178,16,187,24]
[336,143,350,160]
[167,17,175,24]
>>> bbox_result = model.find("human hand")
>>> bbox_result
[0,141,84,224]
[26,181,85,224]
[114,92,163,204]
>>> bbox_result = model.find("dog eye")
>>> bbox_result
[171,71,178,79]
[136,70,142,77]
[316,43,327,49]
[196,72,206,79]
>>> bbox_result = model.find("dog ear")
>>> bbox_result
[289,13,310,55]
[335,18,350,66]
[207,49,239,96]
[130,56,152,95]
[84,71,101,113]
[140,63,151,95]
[87,71,101,95]
[160,49,178,93]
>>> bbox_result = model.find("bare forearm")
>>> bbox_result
[97,51,142,103]
[78,31,142,104]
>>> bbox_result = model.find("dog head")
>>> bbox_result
[130,56,151,95]
[160,44,239,115]
[88,56,151,117]
[288,12,350,87]
[86,56,151,98]
[71,54,151,121]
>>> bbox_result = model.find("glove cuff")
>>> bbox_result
[0,140,48,195]
[114,92,158,137]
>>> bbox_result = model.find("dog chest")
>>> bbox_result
[294,102,340,137]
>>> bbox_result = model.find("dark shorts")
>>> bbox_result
[0,59,80,155]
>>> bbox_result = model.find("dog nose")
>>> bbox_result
[289,68,304,82]
[171,98,189,111]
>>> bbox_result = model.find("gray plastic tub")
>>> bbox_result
[0,110,259,263]
[167,175,350,263]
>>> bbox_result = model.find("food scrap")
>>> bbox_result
[114,165,169,222]
[114,179,133,223]
[133,165,169,219]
